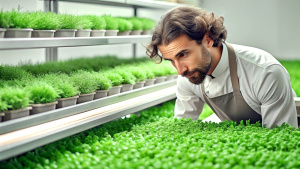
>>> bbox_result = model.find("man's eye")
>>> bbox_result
[179,52,186,58]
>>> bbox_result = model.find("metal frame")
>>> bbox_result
[0,36,151,50]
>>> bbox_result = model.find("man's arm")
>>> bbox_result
[255,64,298,128]
[174,77,204,120]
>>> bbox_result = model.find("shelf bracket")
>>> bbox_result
[44,0,59,61]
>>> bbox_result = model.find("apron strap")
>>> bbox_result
[226,43,240,95]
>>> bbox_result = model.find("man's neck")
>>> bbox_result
[208,45,223,75]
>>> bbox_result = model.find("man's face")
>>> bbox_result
[158,34,212,84]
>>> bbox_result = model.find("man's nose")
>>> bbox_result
[174,62,187,75]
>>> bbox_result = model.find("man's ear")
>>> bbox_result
[203,34,214,48]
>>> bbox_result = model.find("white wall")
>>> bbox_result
[200,0,300,60]
[1,0,299,66]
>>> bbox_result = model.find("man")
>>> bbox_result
[146,6,298,128]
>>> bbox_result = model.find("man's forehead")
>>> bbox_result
[159,35,193,55]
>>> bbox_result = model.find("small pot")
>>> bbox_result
[133,81,145,89]
[30,101,58,115]
[5,28,33,38]
[91,30,106,37]
[0,112,4,122]
[77,92,96,104]
[94,90,108,99]
[154,76,167,84]
[54,29,77,37]
[121,84,134,93]
[117,30,131,36]
[75,29,92,37]
[108,86,122,96]
[130,30,142,35]
[0,28,6,38]
[141,30,153,35]
[105,30,119,36]
[144,79,156,87]
[3,107,32,121]
[56,96,79,109]
[32,30,56,38]
[166,74,178,81]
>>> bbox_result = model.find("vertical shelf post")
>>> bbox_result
[44,0,58,62]
[133,6,138,59]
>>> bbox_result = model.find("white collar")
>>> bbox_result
[211,42,229,78]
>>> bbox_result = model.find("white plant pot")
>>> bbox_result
[56,95,79,109]
[166,74,178,81]
[108,86,122,96]
[91,30,106,37]
[105,30,119,36]
[3,107,32,121]
[77,92,96,104]
[133,81,145,89]
[141,30,153,35]
[117,30,131,36]
[154,76,167,84]
[30,101,58,115]
[32,30,56,38]
[144,79,156,87]
[75,29,91,37]
[94,90,108,99]
[130,30,142,35]
[121,84,134,93]
[54,29,77,37]
[0,112,4,122]
[5,28,33,38]
[0,28,6,38]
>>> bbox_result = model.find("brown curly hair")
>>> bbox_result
[146,6,227,62]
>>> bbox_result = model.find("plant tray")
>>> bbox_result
[105,30,119,36]
[56,96,79,108]
[130,30,142,35]
[154,76,167,84]
[30,101,58,115]
[121,84,134,93]
[133,81,145,89]
[90,30,106,37]
[108,86,122,96]
[141,30,153,35]
[94,90,109,100]
[166,74,178,81]
[32,30,56,38]
[0,113,5,122]
[75,29,91,37]
[54,29,77,37]
[0,28,6,38]
[3,107,32,121]
[77,92,96,104]
[117,30,131,36]
[5,28,33,38]
[144,79,156,86]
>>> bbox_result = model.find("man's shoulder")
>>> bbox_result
[231,43,280,68]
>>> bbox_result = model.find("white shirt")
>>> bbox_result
[175,43,298,128]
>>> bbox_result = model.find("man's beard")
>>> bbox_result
[182,45,212,85]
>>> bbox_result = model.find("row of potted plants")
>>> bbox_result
[0,9,156,38]
[0,61,177,122]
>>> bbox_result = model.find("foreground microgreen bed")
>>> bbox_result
[1,100,299,169]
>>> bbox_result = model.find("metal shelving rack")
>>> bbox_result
[43,0,182,61]
[0,0,181,161]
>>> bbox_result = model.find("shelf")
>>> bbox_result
[0,80,176,161]
[58,0,181,9]
[0,35,151,50]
